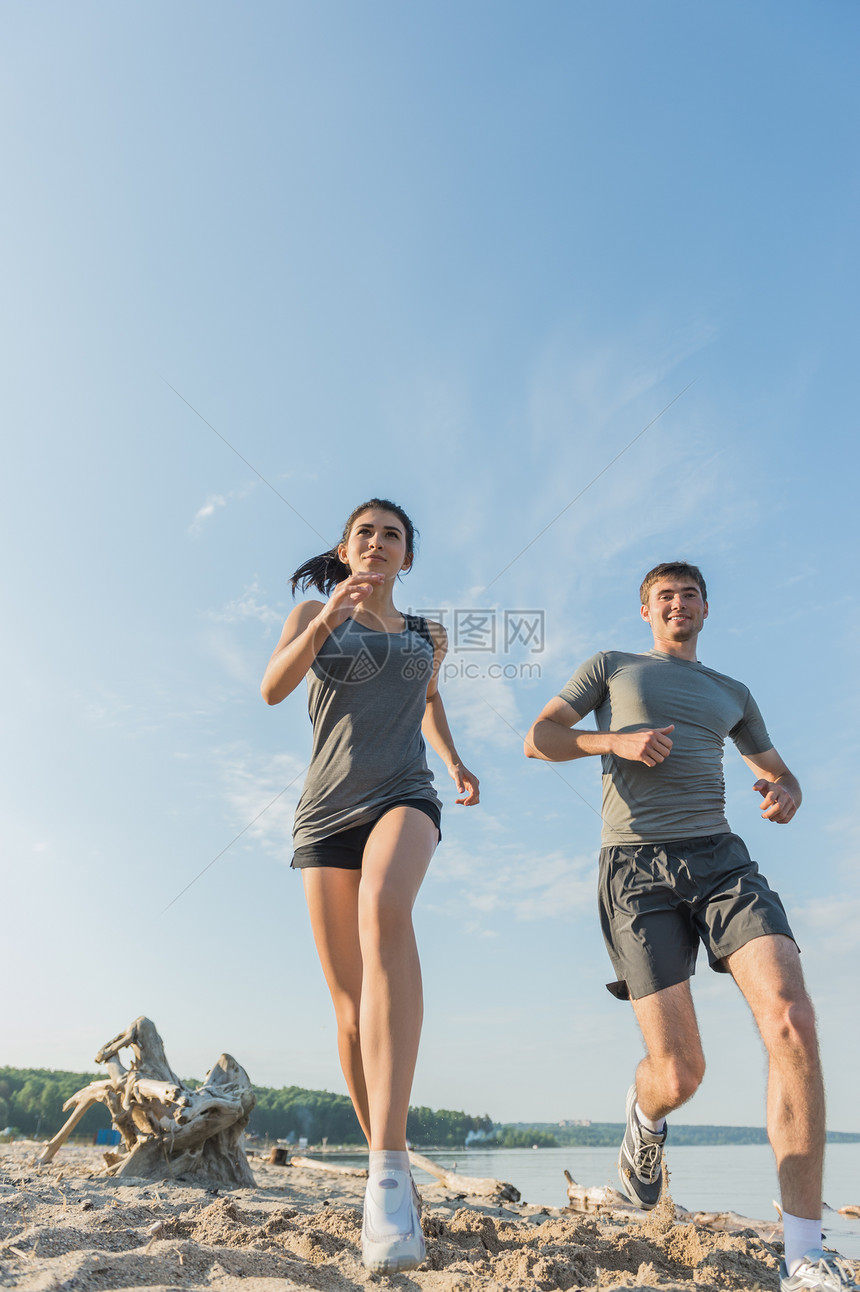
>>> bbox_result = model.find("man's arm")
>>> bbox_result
[524,697,675,767]
[742,747,802,824]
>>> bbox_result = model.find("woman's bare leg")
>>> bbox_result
[358,807,437,1150]
[301,865,370,1142]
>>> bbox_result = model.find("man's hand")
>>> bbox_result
[612,725,675,767]
[753,778,798,824]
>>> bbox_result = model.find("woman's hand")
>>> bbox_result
[449,762,480,806]
[318,572,385,628]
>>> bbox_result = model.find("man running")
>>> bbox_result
[525,561,858,1292]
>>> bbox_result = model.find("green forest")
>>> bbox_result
[2,1069,857,1148]
[0,1068,491,1148]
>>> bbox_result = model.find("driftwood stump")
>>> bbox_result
[38,1017,256,1189]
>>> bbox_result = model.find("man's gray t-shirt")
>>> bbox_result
[557,650,772,846]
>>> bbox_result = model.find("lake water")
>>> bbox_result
[411,1144,860,1259]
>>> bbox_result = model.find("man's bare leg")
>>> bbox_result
[631,979,706,1119]
[725,934,824,1222]
[617,979,706,1208]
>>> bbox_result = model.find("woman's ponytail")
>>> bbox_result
[290,548,351,596]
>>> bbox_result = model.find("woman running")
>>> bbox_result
[261,497,479,1272]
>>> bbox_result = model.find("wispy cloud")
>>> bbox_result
[789,894,860,958]
[187,481,259,538]
[218,746,307,858]
[71,682,217,736]
[188,493,227,537]
[209,578,285,627]
[426,834,595,925]
[405,322,730,642]
[200,629,263,688]
[527,316,715,442]
[443,674,526,747]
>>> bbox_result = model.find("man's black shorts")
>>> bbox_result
[598,832,796,1001]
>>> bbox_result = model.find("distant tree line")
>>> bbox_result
[3,1070,856,1147]
[0,1069,111,1140]
[250,1090,493,1147]
[484,1128,558,1148]
[406,1106,494,1148]
[248,1085,362,1144]
[505,1122,859,1147]
[546,1122,778,1147]
[0,1069,491,1148]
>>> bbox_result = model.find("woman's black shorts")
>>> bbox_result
[291,798,441,871]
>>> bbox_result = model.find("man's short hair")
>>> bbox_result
[640,562,708,605]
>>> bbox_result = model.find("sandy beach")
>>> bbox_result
[4,1139,848,1292]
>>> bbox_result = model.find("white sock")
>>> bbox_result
[369,1149,411,1176]
[783,1212,822,1274]
[635,1102,666,1135]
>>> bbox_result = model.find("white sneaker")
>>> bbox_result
[361,1169,425,1273]
[780,1250,860,1292]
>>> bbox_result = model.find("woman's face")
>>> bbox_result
[339,509,412,579]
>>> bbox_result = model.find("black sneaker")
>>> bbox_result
[617,1084,667,1210]
[780,1251,860,1292]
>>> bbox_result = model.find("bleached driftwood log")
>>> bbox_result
[38,1017,256,1188]
[409,1150,520,1202]
[564,1170,783,1240]
[684,1210,783,1241]
[564,1171,643,1217]
[290,1155,368,1178]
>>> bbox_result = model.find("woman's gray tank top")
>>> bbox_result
[292,613,442,847]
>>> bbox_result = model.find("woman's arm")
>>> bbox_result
[260,573,384,705]
[421,622,480,805]
[261,600,330,705]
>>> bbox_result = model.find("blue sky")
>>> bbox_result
[2,1,858,1132]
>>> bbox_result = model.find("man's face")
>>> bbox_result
[641,578,708,645]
